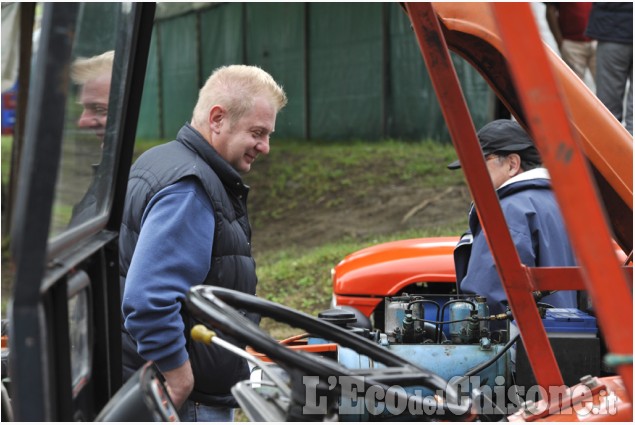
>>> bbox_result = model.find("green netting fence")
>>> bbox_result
[136,3,495,142]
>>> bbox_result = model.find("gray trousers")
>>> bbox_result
[595,41,633,134]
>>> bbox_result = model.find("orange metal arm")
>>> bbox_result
[431,2,632,253]
[404,3,564,395]
[491,2,632,400]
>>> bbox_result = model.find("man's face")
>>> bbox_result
[77,74,111,143]
[212,96,277,173]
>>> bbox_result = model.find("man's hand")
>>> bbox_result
[162,360,195,409]
[545,4,564,50]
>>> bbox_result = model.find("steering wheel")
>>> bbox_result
[186,285,472,420]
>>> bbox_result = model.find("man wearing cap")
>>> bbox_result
[449,119,578,322]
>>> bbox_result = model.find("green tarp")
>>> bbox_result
[137,3,493,142]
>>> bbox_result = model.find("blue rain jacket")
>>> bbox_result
[455,168,578,317]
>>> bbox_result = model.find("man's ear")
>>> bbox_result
[508,153,523,175]
[208,105,225,134]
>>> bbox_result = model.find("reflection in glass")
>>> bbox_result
[49,3,121,237]
[68,288,92,397]
[67,50,114,227]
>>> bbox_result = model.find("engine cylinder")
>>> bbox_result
[449,301,473,343]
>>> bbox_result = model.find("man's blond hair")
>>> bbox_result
[70,50,114,85]
[191,65,287,129]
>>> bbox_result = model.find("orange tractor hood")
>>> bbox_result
[333,236,459,296]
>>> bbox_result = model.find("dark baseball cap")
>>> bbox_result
[447,119,539,169]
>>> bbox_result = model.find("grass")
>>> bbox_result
[245,138,464,226]
[2,136,13,316]
[1,136,11,185]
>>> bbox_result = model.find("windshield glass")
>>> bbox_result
[49,3,122,237]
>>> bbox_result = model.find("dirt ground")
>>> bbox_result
[249,183,471,255]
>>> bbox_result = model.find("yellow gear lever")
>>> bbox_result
[191,324,216,345]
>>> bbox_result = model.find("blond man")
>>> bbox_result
[119,65,287,421]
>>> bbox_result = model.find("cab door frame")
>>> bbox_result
[8,2,155,421]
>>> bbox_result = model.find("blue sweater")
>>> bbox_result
[122,178,214,372]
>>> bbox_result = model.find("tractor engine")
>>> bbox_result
[313,294,514,420]
[314,294,600,420]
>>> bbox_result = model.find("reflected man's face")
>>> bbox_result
[77,74,111,144]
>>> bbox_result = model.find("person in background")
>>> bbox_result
[585,2,633,134]
[448,120,578,325]
[545,3,596,85]
[119,65,287,421]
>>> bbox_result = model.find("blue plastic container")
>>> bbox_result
[542,308,597,336]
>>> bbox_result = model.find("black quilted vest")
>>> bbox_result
[119,123,257,407]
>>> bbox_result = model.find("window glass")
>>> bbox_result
[48,3,122,236]
[68,288,92,397]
